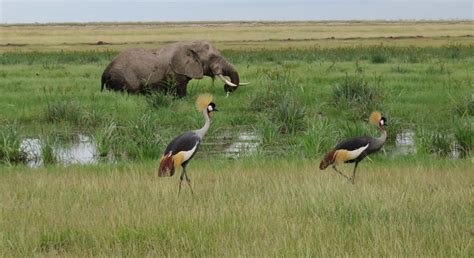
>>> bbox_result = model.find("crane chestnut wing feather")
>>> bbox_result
[335,136,371,151]
[164,131,200,155]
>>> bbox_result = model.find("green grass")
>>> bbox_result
[40,133,58,165]
[0,122,27,165]
[331,73,384,119]
[0,44,472,160]
[453,121,473,159]
[0,159,472,256]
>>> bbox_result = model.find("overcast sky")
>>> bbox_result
[1,0,472,23]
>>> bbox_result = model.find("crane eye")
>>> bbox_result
[207,105,213,112]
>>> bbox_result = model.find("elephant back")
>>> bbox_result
[106,48,169,92]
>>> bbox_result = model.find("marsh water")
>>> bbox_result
[20,131,261,168]
[21,134,98,168]
[20,129,462,168]
[393,130,416,155]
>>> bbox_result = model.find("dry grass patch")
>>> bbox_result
[0,159,472,256]
[1,21,473,52]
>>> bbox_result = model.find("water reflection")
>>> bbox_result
[395,130,416,155]
[224,131,259,157]
[20,134,97,168]
[393,130,460,158]
[20,138,42,167]
[56,134,97,166]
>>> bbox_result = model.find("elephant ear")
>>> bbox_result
[170,48,204,79]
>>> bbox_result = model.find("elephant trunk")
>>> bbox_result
[221,59,240,93]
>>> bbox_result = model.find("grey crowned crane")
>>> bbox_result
[319,111,387,184]
[158,93,217,194]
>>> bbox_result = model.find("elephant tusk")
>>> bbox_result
[238,82,250,85]
[218,74,238,87]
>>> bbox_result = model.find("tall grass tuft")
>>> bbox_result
[252,67,306,135]
[337,121,371,140]
[416,129,453,157]
[0,122,27,165]
[122,114,163,160]
[332,74,384,120]
[274,97,306,134]
[251,68,292,112]
[384,116,403,144]
[425,61,449,75]
[450,96,474,117]
[43,101,83,124]
[453,122,472,158]
[299,118,337,158]
[93,115,163,161]
[93,120,119,158]
[369,46,389,64]
[80,107,104,128]
[145,91,174,109]
[40,134,58,165]
[445,44,462,59]
[43,100,106,130]
[254,115,282,149]
[370,52,388,64]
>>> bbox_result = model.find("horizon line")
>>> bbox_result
[1,19,473,26]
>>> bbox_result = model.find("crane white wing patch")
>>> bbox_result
[174,141,199,164]
[347,143,369,160]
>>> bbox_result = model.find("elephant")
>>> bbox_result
[101,40,245,97]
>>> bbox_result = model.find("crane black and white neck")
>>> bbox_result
[319,111,387,184]
[158,93,217,194]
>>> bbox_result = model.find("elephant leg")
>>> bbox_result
[175,74,190,97]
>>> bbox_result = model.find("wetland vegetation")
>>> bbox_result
[0,21,472,256]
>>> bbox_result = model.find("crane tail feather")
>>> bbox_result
[158,152,175,177]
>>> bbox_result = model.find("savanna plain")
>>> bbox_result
[0,21,473,256]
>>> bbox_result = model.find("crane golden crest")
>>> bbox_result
[369,111,382,125]
[196,93,213,112]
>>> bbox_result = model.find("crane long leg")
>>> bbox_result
[183,167,194,195]
[178,169,185,195]
[351,162,359,184]
[332,165,351,182]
